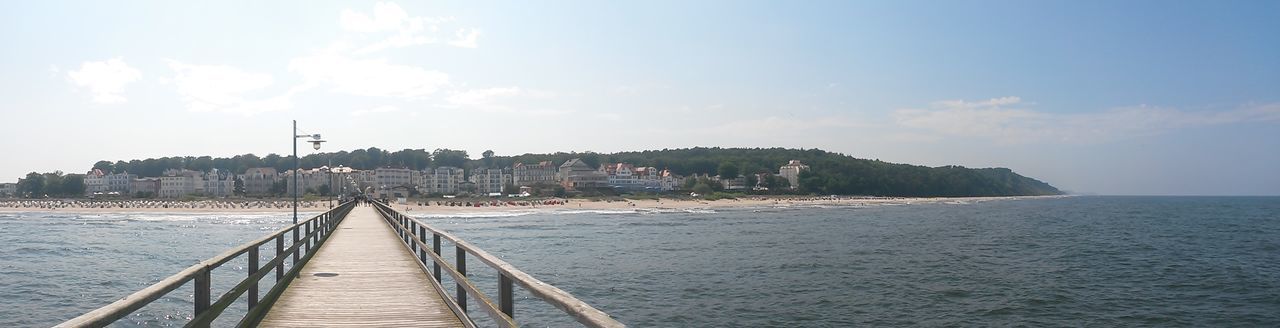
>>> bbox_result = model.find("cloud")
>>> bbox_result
[448,28,481,48]
[67,58,142,104]
[340,2,457,54]
[165,60,296,115]
[447,87,540,107]
[289,53,450,98]
[350,105,401,116]
[894,97,1280,144]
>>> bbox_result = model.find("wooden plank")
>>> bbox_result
[259,206,465,328]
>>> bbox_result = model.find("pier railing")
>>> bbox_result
[371,201,624,328]
[57,201,357,328]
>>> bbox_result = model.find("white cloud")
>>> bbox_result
[289,53,450,98]
[67,58,142,104]
[351,105,401,117]
[340,2,457,54]
[447,87,535,107]
[894,97,1280,144]
[448,28,481,48]
[166,60,295,115]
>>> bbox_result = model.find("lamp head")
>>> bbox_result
[308,138,326,150]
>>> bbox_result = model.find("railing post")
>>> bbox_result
[305,222,312,254]
[248,246,259,310]
[433,234,442,283]
[276,234,285,282]
[418,226,427,265]
[457,247,467,313]
[194,266,211,317]
[500,274,514,318]
[292,226,300,264]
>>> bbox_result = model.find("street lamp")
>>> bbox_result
[293,120,325,245]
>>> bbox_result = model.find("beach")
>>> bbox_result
[0,196,1065,214]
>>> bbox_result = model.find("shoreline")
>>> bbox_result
[0,195,1070,215]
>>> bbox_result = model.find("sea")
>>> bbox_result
[1,196,1277,327]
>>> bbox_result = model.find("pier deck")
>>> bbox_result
[259,205,464,327]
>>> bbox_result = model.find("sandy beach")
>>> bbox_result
[0,195,1068,215]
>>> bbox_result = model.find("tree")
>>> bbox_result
[270,180,287,196]
[233,176,245,196]
[60,174,85,196]
[317,184,332,196]
[718,162,739,179]
[692,182,713,195]
[92,160,113,172]
[433,149,470,168]
[17,172,44,198]
[482,150,495,168]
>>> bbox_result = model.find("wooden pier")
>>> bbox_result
[258,206,464,327]
[58,200,623,327]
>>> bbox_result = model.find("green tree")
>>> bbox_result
[718,162,739,179]
[233,176,245,196]
[18,172,44,198]
[692,182,713,195]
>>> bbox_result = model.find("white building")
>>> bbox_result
[84,169,108,195]
[512,161,557,187]
[420,167,465,195]
[105,172,136,193]
[159,169,201,198]
[659,170,684,191]
[240,167,279,196]
[778,160,810,189]
[0,183,17,197]
[203,169,235,198]
[469,168,511,195]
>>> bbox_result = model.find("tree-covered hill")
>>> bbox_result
[90,147,1060,197]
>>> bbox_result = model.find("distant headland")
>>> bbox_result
[1,147,1061,199]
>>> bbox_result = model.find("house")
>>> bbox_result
[0,183,17,197]
[558,158,607,191]
[85,169,108,195]
[420,167,465,195]
[105,172,136,193]
[469,168,511,194]
[512,161,556,187]
[159,169,201,198]
[778,160,809,189]
[203,168,235,198]
[659,169,684,191]
[241,167,279,196]
[130,178,161,196]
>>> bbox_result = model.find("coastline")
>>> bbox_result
[0,195,1069,215]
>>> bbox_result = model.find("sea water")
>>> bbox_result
[1,197,1277,327]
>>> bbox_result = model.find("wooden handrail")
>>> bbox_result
[56,201,357,328]
[371,202,625,328]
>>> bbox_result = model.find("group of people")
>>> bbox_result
[0,199,329,210]
[415,198,569,208]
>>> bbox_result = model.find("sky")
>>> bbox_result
[1,1,1277,195]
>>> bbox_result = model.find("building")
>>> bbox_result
[778,160,810,189]
[203,169,235,198]
[420,167,465,195]
[558,158,607,191]
[0,183,17,197]
[601,163,662,191]
[511,161,557,187]
[716,175,748,190]
[241,167,279,196]
[105,172,136,193]
[159,169,201,198]
[286,167,335,196]
[130,178,161,196]
[659,170,684,191]
[85,169,108,195]
[469,168,511,195]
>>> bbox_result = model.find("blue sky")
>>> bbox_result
[1,1,1277,195]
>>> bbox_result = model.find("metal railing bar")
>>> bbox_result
[373,202,625,328]
[191,223,335,327]
[57,201,355,328]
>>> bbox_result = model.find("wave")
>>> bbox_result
[415,211,539,219]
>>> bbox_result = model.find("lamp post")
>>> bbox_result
[293,120,325,240]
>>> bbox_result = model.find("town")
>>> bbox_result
[0,158,811,200]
